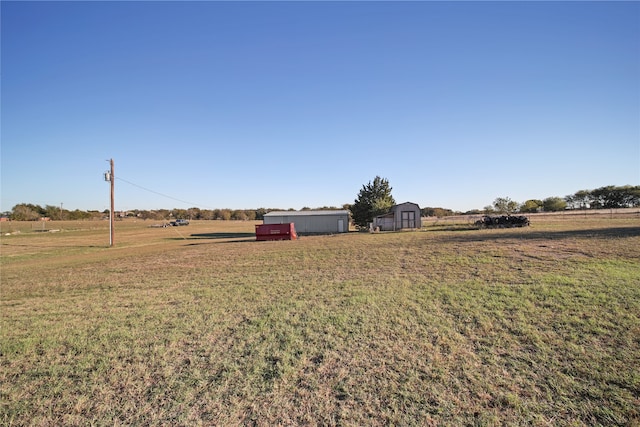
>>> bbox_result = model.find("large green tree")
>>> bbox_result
[350,176,395,229]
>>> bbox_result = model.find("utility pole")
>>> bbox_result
[105,159,115,247]
[110,158,115,247]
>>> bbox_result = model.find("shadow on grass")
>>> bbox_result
[190,232,256,239]
[1,242,107,249]
[165,232,257,245]
[423,225,479,232]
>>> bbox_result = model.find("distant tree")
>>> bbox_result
[231,210,247,221]
[542,197,567,212]
[172,209,188,219]
[590,186,610,209]
[254,208,268,220]
[68,209,91,220]
[155,209,171,220]
[187,207,201,220]
[87,210,104,220]
[199,209,215,220]
[520,199,542,213]
[575,189,593,209]
[350,176,395,229]
[11,203,42,221]
[43,205,63,220]
[565,190,591,210]
[626,186,640,207]
[137,210,152,220]
[590,185,640,208]
[492,197,519,215]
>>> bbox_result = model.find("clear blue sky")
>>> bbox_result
[2,1,639,213]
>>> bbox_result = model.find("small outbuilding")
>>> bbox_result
[373,202,422,231]
[263,210,350,235]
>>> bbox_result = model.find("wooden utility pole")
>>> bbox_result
[110,158,115,247]
[104,158,115,247]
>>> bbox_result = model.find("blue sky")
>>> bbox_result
[2,1,639,213]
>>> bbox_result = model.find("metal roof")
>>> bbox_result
[264,210,350,217]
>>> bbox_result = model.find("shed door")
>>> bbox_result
[401,211,415,228]
[338,219,345,233]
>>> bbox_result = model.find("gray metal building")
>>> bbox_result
[263,210,350,234]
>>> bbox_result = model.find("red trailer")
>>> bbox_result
[255,223,298,241]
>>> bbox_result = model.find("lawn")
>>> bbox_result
[1,218,639,426]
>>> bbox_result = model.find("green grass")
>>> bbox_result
[1,219,639,425]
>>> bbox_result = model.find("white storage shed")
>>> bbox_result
[263,210,350,234]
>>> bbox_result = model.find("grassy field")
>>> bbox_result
[1,218,639,426]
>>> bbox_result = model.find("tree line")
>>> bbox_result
[2,204,345,222]
[484,185,640,215]
[4,185,637,222]
[421,185,640,218]
[564,185,640,210]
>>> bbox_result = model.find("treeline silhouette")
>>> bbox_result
[4,205,345,221]
[5,185,638,221]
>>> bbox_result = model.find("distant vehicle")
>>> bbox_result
[169,219,190,226]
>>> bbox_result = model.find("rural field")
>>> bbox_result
[1,216,639,426]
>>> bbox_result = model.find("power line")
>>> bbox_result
[115,176,215,210]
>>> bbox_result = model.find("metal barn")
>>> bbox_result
[263,210,350,234]
[373,202,422,231]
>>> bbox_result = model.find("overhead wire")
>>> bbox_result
[115,176,215,210]
[114,176,205,239]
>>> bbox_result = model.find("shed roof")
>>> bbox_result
[390,202,421,210]
[264,210,350,217]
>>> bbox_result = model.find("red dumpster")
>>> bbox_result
[255,223,298,241]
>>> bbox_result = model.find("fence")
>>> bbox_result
[422,207,640,226]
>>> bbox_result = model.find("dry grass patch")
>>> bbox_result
[1,218,639,425]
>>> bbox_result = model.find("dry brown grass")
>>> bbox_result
[1,218,639,425]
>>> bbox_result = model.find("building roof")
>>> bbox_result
[389,202,419,211]
[264,210,350,217]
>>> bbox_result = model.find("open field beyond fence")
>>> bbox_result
[423,207,640,227]
[1,218,639,426]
